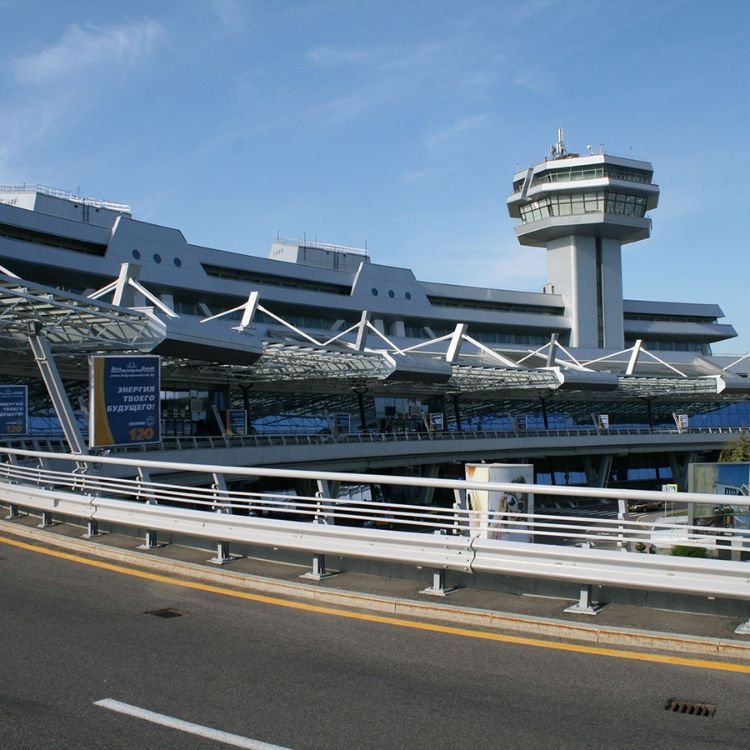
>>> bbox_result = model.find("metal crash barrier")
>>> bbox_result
[1,446,750,631]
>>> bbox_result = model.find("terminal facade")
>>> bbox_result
[0,136,747,491]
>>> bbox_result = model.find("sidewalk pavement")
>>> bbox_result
[2,513,750,662]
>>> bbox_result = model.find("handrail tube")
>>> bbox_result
[2,445,748,508]
[2,456,748,549]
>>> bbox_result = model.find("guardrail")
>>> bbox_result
[2,424,743,456]
[2,446,750,621]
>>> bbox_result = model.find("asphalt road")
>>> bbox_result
[1,537,749,749]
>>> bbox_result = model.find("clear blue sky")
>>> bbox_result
[2,1,749,351]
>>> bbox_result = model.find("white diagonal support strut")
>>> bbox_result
[27,332,88,455]
[446,323,468,363]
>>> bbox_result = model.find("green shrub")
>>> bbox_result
[671,545,707,558]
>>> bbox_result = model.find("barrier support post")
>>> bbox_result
[564,583,604,615]
[420,568,457,597]
[420,530,458,596]
[209,540,234,565]
[139,529,159,550]
[135,468,162,550]
[300,552,339,581]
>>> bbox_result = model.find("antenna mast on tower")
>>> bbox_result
[550,127,567,160]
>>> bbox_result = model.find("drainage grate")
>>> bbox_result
[665,699,716,717]
[145,608,184,619]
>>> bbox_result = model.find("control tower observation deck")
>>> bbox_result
[507,131,660,349]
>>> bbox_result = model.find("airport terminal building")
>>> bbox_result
[0,135,747,490]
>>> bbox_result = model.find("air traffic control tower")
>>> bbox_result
[507,131,659,349]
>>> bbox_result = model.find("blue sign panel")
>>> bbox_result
[334,412,351,434]
[89,355,161,448]
[428,412,444,431]
[0,385,28,435]
[225,409,247,436]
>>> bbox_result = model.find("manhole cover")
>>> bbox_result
[665,699,716,717]
[145,608,184,619]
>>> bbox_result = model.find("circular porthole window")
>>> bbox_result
[173,257,182,267]
[371,288,379,296]
[153,253,162,264]
[132,249,141,259]
[405,292,412,300]
[388,290,395,298]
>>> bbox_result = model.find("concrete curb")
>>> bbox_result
[3,519,750,662]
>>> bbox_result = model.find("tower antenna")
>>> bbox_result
[550,127,567,160]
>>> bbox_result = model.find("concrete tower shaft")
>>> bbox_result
[507,141,659,349]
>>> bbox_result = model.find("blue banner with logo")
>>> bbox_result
[225,409,247,436]
[89,355,160,448]
[334,412,351,434]
[0,385,27,435]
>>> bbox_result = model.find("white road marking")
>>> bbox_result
[94,698,294,749]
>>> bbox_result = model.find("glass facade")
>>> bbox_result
[519,190,648,224]
[531,164,652,186]
[625,339,711,354]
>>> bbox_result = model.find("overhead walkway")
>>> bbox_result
[4,426,741,472]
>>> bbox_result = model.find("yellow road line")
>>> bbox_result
[2,533,750,675]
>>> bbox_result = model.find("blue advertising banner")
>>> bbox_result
[225,409,247,436]
[0,385,27,435]
[89,355,161,448]
[334,412,351,434]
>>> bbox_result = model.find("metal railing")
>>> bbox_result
[2,425,744,456]
[2,446,750,608]
[0,183,131,212]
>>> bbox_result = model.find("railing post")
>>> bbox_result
[5,455,20,518]
[420,568,457,597]
[301,482,340,580]
[136,467,162,550]
[140,528,159,550]
[209,541,233,565]
[564,584,603,615]
[313,481,335,525]
[208,472,239,565]
[420,530,457,596]
[300,551,338,581]
[562,542,604,614]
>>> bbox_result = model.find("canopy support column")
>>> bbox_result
[27,327,87,456]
